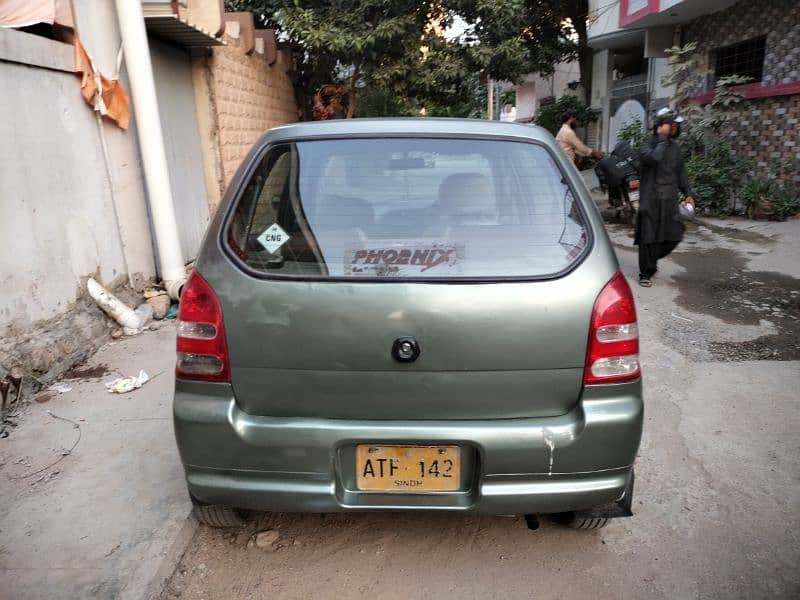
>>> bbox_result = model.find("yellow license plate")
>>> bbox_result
[356,445,461,492]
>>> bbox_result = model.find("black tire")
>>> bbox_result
[556,513,609,530]
[193,503,246,527]
[190,494,247,527]
[625,206,637,227]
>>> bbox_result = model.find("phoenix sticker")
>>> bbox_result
[345,243,463,276]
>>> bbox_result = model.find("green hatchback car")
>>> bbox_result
[174,118,642,530]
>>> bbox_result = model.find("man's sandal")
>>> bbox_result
[638,275,652,287]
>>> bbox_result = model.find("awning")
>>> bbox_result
[145,15,223,48]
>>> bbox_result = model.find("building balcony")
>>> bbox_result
[611,73,648,99]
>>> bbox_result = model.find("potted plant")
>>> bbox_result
[741,176,774,220]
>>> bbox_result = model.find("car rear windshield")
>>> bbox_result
[225,137,589,280]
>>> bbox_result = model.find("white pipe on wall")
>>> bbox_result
[114,0,186,299]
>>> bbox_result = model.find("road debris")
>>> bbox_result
[253,530,280,550]
[88,278,148,334]
[88,278,157,335]
[671,313,694,323]
[145,291,171,320]
[65,364,109,380]
[125,304,154,335]
[51,384,73,394]
[105,370,149,394]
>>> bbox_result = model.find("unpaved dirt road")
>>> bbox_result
[162,218,800,600]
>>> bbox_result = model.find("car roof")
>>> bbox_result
[263,118,554,144]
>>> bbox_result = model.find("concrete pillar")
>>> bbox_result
[591,49,613,150]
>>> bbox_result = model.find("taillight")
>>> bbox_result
[176,271,230,382]
[584,272,640,385]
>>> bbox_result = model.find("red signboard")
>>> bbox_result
[619,0,661,27]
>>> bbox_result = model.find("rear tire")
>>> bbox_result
[190,495,247,528]
[556,513,609,530]
[625,205,637,227]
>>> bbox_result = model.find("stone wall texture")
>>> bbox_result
[683,0,800,176]
[683,0,800,95]
[727,96,800,177]
[208,33,297,189]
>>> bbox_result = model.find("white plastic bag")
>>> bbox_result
[105,370,149,394]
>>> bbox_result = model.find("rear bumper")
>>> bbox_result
[174,380,643,515]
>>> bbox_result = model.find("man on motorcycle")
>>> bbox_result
[634,109,695,287]
[556,111,604,164]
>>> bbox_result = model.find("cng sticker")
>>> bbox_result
[257,223,289,254]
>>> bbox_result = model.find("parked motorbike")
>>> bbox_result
[595,141,640,226]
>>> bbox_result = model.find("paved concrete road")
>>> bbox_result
[161,217,800,600]
[0,325,192,600]
[1,216,798,600]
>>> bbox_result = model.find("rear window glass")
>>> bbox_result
[226,138,588,279]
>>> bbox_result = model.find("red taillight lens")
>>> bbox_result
[176,271,230,382]
[584,272,640,385]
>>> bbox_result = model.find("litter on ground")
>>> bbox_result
[105,370,149,394]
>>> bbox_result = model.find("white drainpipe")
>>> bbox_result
[114,0,186,300]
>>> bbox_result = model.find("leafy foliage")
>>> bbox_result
[423,73,488,118]
[685,142,748,214]
[740,161,800,221]
[225,0,582,119]
[660,42,698,111]
[616,118,647,149]
[770,190,800,222]
[225,0,282,29]
[533,94,597,136]
[448,0,576,83]
[278,0,431,118]
[680,76,750,156]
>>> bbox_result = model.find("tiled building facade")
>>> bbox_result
[683,0,800,177]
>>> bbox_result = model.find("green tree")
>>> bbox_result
[226,0,433,119]
[533,94,596,136]
[278,1,432,118]
[225,1,583,119]
[561,0,591,101]
[448,0,576,84]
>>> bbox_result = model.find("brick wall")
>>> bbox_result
[208,29,297,190]
[683,0,800,179]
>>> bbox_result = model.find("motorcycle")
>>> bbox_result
[594,141,640,226]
